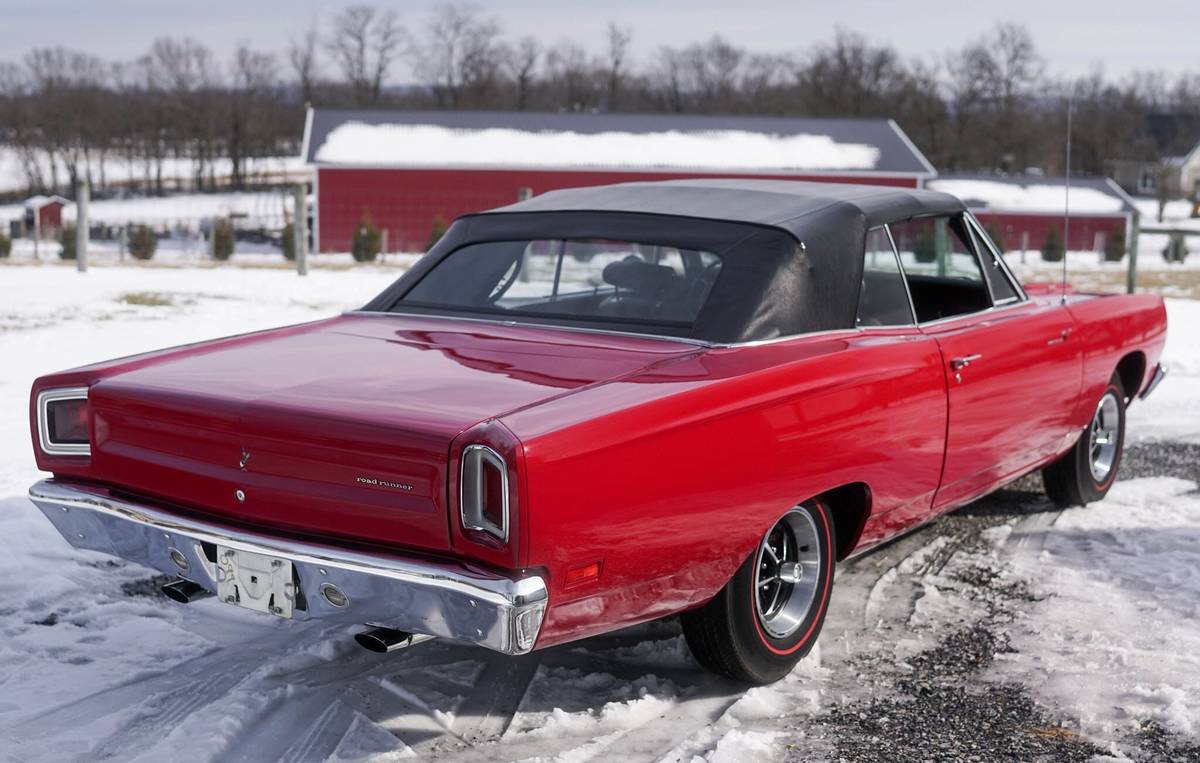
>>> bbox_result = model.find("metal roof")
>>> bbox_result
[302,108,936,176]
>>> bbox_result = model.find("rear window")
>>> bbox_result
[398,239,723,329]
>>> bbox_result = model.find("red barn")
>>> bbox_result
[301,109,936,253]
[927,175,1138,256]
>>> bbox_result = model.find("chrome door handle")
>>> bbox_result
[949,354,982,371]
[1046,328,1071,346]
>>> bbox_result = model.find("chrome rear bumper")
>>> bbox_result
[1139,362,1167,400]
[28,479,547,655]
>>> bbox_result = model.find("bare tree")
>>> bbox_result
[144,37,221,189]
[546,40,597,111]
[327,5,405,107]
[945,22,1043,172]
[503,35,540,110]
[415,3,504,109]
[230,45,279,188]
[652,47,687,112]
[288,23,320,104]
[21,48,115,192]
[652,36,745,113]
[795,29,905,117]
[604,22,632,110]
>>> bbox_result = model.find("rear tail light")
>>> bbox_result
[460,444,509,543]
[37,387,91,456]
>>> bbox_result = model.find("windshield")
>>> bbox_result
[397,239,724,331]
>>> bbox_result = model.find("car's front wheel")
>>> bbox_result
[1043,373,1126,507]
[681,501,836,684]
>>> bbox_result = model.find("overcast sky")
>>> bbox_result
[1,0,1195,81]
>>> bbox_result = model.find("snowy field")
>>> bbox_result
[0,147,305,195]
[0,263,1198,761]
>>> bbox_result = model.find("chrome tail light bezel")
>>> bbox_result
[36,387,91,456]
[459,444,509,543]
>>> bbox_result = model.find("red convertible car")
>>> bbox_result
[28,180,1167,683]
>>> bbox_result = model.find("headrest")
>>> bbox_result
[602,257,679,293]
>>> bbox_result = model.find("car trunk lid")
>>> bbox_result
[87,314,699,553]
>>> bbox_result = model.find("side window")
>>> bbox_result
[857,227,914,327]
[967,219,1021,304]
[889,215,991,323]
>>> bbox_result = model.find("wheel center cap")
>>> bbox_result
[778,561,803,584]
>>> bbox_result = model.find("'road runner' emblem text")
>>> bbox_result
[356,476,414,491]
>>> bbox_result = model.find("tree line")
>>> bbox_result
[1,3,1198,199]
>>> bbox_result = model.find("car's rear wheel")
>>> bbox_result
[681,501,835,684]
[1043,373,1126,507]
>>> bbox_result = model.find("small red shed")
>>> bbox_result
[23,195,69,239]
[301,109,937,253]
[927,175,1138,256]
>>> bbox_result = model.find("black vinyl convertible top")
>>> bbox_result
[365,180,967,344]
[483,179,964,240]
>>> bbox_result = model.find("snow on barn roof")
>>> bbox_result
[928,174,1138,216]
[302,108,936,176]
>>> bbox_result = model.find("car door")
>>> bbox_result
[848,227,950,541]
[890,213,1082,511]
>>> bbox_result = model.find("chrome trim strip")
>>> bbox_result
[36,387,91,456]
[28,479,548,654]
[460,444,510,543]
[347,310,714,348]
[914,299,1029,329]
[1138,363,1166,400]
[709,327,863,349]
[882,224,919,326]
[965,212,1029,303]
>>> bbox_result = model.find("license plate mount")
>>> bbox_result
[215,546,296,618]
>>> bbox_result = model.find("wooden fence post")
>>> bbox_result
[294,184,308,276]
[1126,214,1139,294]
[76,180,89,272]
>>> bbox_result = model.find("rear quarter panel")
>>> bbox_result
[504,330,948,647]
[1065,293,1167,427]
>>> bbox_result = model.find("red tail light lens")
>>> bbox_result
[37,388,91,455]
[460,445,509,543]
[49,399,89,443]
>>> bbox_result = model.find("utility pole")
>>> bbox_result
[294,184,308,276]
[76,181,89,272]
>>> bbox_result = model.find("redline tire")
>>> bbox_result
[1043,374,1126,508]
[681,500,836,684]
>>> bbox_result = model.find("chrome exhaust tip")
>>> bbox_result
[354,627,432,654]
[161,578,214,604]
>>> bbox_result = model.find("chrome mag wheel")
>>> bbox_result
[1088,390,1122,483]
[754,509,822,639]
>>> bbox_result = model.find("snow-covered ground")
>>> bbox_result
[0,263,1197,761]
[1134,197,1200,231]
